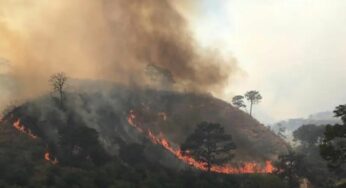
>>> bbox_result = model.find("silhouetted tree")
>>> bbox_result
[277,124,287,140]
[293,124,325,148]
[274,150,306,188]
[320,105,346,171]
[50,72,67,107]
[181,122,236,172]
[244,90,262,117]
[334,104,346,123]
[232,95,246,109]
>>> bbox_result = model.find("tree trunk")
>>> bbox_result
[59,90,63,107]
[249,101,253,117]
[288,168,294,188]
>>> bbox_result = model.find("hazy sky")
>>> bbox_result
[1,1,345,124]
[190,0,346,123]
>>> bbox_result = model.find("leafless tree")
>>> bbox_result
[50,72,67,107]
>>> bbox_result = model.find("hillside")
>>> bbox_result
[3,84,287,165]
[270,111,342,143]
[0,84,290,187]
[271,111,341,133]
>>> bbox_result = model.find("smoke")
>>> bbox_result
[0,0,237,103]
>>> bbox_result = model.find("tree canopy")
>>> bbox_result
[320,105,346,171]
[232,95,246,109]
[293,124,325,148]
[181,122,236,172]
[244,91,262,117]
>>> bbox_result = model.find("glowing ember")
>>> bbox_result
[13,119,38,139]
[44,152,58,164]
[128,110,143,132]
[127,110,275,174]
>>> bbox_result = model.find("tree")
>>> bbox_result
[50,72,67,107]
[320,105,346,171]
[181,122,236,172]
[232,95,246,109]
[274,150,306,188]
[244,90,262,117]
[334,104,346,124]
[277,124,287,140]
[293,124,325,148]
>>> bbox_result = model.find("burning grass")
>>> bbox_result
[127,110,275,174]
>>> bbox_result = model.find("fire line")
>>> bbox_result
[127,110,275,174]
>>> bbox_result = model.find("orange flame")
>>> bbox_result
[44,152,58,164]
[127,110,275,174]
[13,119,38,139]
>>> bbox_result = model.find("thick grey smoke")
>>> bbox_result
[0,0,237,103]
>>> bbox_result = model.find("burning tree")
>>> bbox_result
[50,72,67,107]
[181,122,236,172]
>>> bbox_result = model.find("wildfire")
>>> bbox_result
[13,119,38,139]
[44,152,58,164]
[12,119,58,164]
[127,110,275,174]
[128,110,144,133]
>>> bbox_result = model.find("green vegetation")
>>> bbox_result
[293,124,325,148]
[320,105,346,174]
[272,104,346,188]
[181,122,236,172]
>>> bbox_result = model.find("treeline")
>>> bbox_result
[273,105,346,188]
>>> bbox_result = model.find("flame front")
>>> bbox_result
[12,118,59,164]
[127,110,275,174]
[13,119,38,139]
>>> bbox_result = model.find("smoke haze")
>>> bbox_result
[0,0,237,105]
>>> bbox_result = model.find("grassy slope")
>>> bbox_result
[2,85,288,162]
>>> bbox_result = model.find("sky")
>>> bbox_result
[189,0,346,124]
[1,0,346,124]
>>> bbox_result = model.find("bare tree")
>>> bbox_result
[232,95,246,109]
[244,90,262,117]
[50,72,67,107]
